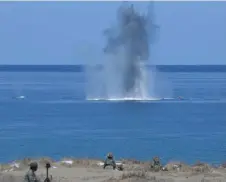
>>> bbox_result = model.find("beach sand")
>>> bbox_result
[0,158,226,182]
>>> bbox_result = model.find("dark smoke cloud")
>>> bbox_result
[102,2,159,96]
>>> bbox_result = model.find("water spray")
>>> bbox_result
[86,2,160,100]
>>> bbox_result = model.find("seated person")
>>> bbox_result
[103,152,116,170]
[151,156,162,172]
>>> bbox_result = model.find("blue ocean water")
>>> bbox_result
[0,65,225,165]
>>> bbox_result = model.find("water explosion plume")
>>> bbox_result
[86,2,160,100]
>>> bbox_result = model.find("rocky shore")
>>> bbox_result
[0,157,226,182]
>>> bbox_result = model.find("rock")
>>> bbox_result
[192,162,211,173]
[164,161,191,172]
[221,162,226,168]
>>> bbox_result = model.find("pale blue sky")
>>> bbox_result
[0,1,225,65]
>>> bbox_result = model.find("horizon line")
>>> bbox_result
[0,64,225,72]
[0,64,225,66]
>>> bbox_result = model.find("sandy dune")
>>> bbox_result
[0,158,226,182]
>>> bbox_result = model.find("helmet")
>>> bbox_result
[29,161,38,170]
[153,156,159,162]
[107,152,113,158]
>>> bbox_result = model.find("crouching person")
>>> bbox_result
[150,156,162,172]
[103,152,116,170]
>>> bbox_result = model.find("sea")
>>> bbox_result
[0,65,225,165]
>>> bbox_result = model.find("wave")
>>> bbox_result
[86,97,175,102]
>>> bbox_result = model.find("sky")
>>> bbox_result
[0,1,225,65]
